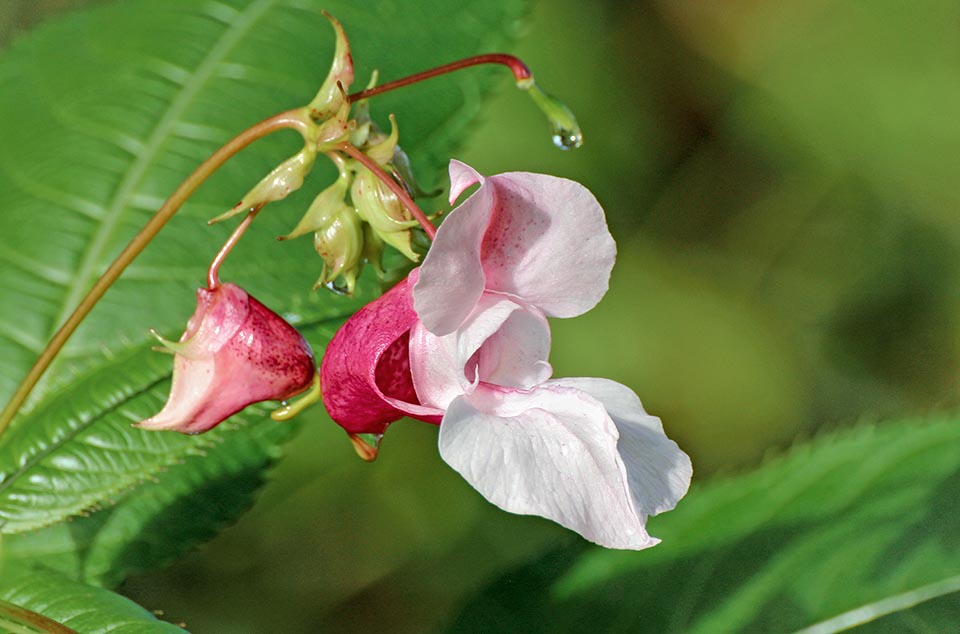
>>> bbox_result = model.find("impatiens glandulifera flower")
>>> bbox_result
[138,283,317,434]
[321,160,692,550]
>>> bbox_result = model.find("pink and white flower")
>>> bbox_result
[139,283,316,434]
[321,160,691,550]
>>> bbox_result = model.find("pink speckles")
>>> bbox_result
[137,283,316,434]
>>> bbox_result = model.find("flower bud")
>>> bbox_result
[516,78,583,150]
[137,283,316,434]
[280,166,351,241]
[351,170,419,262]
[307,12,354,122]
[211,147,317,224]
[313,203,365,295]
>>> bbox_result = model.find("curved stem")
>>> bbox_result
[207,206,262,290]
[0,110,310,438]
[338,142,437,240]
[348,54,532,103]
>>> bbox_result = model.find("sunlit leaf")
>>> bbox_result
[0,566,186,633]
[447,418,960,633]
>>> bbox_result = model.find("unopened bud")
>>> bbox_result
[313,203,364,295]
[307,13,354,121]
[351,169,419,262]
[138,284,317,434]
[279,167,351,241]
[517,78,583,150]
[211,147,316,224]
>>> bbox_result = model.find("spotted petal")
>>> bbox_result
[415,160,616,336]
[320,270,441,434]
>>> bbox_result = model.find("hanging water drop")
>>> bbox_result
[552,128,583,150]
[520,79,583,150]
[349,432,383,462]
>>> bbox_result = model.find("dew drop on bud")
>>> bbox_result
[324,279,351,296]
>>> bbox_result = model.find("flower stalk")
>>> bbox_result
[207,206,263,290]
[337,142,437,240]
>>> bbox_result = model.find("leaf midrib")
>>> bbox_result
[43,0,281,382]
[0,372,169,510]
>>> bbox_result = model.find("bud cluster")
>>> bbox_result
[212,14,430,296]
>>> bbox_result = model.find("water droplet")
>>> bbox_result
[349,432,383,462]
[552,128,583,150]
[522,81,584,151]
[324,280,350,296]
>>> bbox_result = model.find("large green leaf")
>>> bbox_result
[0,374,296,585]
[0,0,527,586]
[0,566,186,633]
[446,418,960,633]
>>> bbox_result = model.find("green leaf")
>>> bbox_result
[0,343,267,534]
[446,418,960,633]
[0,566,186,633]
[0,381,297,585]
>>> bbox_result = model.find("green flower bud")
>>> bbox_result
[306,13,354,122]
[351,169,419,262]
[349,71,381,149]
[279,163,351,241]
[211,146,316,224]
[314,203,364,295]
[364,114,399,166]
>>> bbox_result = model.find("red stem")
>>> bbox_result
[348,54,532,103]
[207,206,262,289]
[338,143,437,240]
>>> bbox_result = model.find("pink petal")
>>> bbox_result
[415,162,616,335]
[438,383,659,550]
[139,284,316,434]
[320,271,441,434]
[547,378,692,517]
[448,159,482,204]
[478,171,616,319]
[409,292,552,410]
[413,162,492,336]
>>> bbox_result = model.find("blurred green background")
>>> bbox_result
[3,0,959,632]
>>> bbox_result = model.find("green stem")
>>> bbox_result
[338,142,437,240]
[0,110,310,438]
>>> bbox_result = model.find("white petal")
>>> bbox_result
[549,377,692,516]
[413,163,492,336]
[409,294,552,410]
[409,320,468,410]
[438,384,659,550]
[448,159,482,204]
